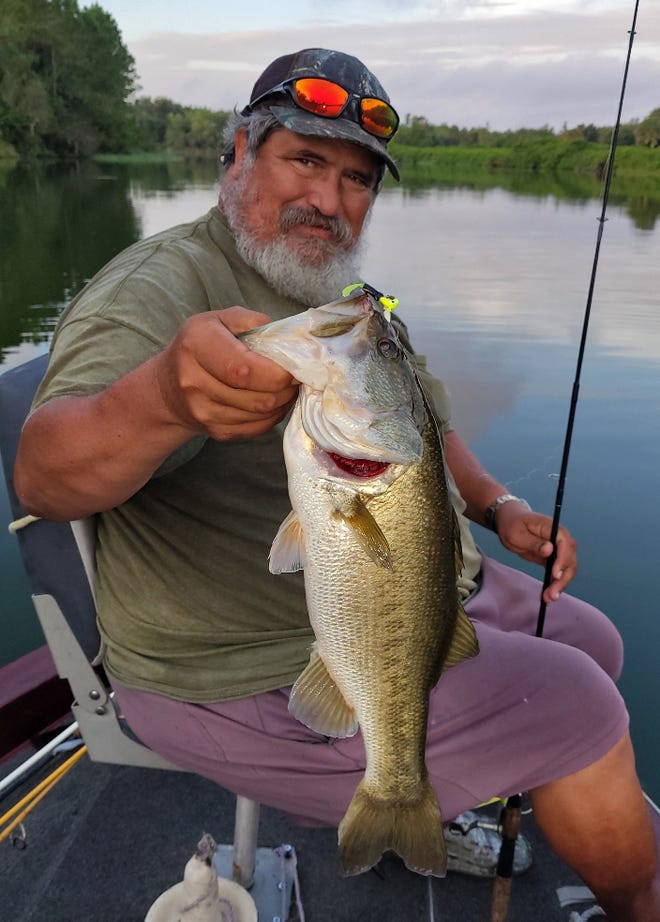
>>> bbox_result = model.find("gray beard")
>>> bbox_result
[220,165,369,308]
[234,232,366,308]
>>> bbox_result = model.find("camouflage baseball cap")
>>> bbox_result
[243,48,400,181]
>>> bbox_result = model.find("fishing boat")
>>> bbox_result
[3,654,658,921]
[2,737,631,922]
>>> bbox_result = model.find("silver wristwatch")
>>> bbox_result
[484,494,531,534]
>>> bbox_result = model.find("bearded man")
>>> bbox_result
[14,48,659,921]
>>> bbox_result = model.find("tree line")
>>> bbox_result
[0,0,229,161]
[1,0,659,164]
[0,0,136,160]
[395,113,660,150]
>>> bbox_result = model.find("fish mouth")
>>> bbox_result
[327,453,391,479]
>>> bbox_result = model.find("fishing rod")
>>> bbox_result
[491,11,642,921]
[536,0,641,638]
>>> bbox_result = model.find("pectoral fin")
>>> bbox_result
[335,498,392,570]
[289,645,358,738]
[269,510,306,573]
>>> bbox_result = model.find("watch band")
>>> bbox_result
[484,494,531,534]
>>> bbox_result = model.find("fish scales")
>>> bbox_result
[242,289,479,878]
[295,417,455,790]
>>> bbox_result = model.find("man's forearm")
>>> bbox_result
[443,429,508,528]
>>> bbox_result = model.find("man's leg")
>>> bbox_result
[530,732,660,922]
[451,556,658,918]
[112,614,630,828]
[466,554,624,680]
[111,558,630,821]
[422,551,628,808]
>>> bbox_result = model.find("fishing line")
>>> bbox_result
[536,0,641,637]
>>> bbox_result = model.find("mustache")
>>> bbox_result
[279,206,354,247]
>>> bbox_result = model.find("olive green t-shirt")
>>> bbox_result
[32,207,481,701]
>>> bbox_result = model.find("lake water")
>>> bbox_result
[1,160,658,803]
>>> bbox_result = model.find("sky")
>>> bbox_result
[87,1,660,131]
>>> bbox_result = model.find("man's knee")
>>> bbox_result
[545,593,624,680]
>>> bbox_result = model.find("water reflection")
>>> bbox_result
[364,185,660,374]
[390,166,660,231]
[0,159,220,367]
[0,162,138,364]
[2,159,659,373]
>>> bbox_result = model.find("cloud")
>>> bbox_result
[126,5,660,129]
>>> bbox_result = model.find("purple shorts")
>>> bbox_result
[111,555,628,825]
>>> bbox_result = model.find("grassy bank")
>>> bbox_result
[390,139,660,179]
[94,151,185,165]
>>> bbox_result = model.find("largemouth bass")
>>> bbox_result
[242,288,479,877]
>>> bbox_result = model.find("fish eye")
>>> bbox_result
[376,337,400,359]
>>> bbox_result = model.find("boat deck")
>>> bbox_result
[1,724,600,922]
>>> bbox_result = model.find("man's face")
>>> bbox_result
[219,127,380,306]
[230,127,378,261]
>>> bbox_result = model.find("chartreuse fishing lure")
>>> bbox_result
[342,283,399,321]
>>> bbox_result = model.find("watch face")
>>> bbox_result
[486,495,530,533]
[496,494,516,506]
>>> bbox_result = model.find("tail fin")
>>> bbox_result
[338,778,447,878]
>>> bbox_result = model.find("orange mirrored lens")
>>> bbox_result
[360,98,399,138]
[293,78,349,117]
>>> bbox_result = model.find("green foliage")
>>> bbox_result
[0,137,19,161]
[610,144,660,175]
[130,96,187,150]
[164,107,229,158]
[507,138,602,173]
[0,0,136,159]
[123,97,230,159]
[390,138,660,187]
[391,144,516,175]
[635,108,660,148]
[395,113,653,157]
[391,116,660,186]
[397,115,557,150]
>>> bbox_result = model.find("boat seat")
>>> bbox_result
[0,353,290,904]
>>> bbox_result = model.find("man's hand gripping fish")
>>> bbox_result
[242,288,479,877]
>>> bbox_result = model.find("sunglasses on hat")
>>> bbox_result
[245,76,400,140]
